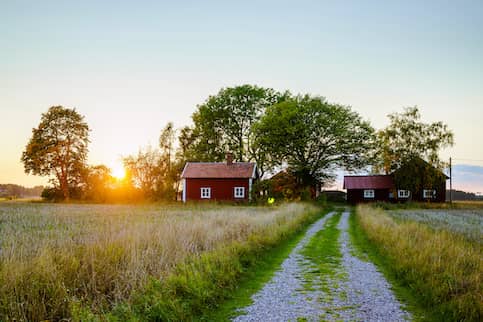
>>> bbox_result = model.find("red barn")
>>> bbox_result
[181,157,258,202]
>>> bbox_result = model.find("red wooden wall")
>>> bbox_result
[185,178,250,201]
[346,189,391,204]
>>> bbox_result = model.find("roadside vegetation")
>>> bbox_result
[0,202,322,321]
[354,204,482,321]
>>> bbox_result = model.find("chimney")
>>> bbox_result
[226,152,233,165]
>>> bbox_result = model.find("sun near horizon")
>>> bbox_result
[110,162,126,181]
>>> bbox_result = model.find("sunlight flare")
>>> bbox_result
[110,162,126,180]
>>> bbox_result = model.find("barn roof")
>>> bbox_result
[181,162,257,179]
[343,175,395,189]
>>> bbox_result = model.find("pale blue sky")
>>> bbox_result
[1,0,482,190]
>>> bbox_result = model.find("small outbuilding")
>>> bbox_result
[181,155,258,202]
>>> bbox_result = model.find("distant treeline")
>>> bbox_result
[20,86,455,203]
[446,189,483,201]
[0,184,44,198]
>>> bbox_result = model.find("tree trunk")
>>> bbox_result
[61,177,70,201]
[59,167,70,201]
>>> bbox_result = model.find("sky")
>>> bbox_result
[1,0,483,191]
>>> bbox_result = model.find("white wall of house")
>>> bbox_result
[182,179,186,203]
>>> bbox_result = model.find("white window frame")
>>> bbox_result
[423,189,435,199]
[398,190,411,198]
[234,186,245,198]
[363,189,375,199]
[200,187,211,199]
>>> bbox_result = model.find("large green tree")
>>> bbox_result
[374,107,454,173]
[21,106,90,200]
[254,95,375,187]
[186,84,289,176]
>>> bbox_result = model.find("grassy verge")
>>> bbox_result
[71,206,329,321]
[300,211,342,295]
[353,205,482,321]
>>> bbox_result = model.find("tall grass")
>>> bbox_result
[356,205,482,321]
[389,209,483,243]
[0,202,319,321]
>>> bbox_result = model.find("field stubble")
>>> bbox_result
[0,202,318,321]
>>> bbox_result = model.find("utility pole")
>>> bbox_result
[449,157,452,204]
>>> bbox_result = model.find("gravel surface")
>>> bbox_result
[233,211,335,322]
[234,210,411,322]
[325,211,411,321]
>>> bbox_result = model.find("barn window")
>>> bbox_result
[234,187,245,198]
[200,187,211,199]
[363,189,375,198]
[423,189,435,198]
[398,190,410,198]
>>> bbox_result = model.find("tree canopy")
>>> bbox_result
[374,107,454,173]
[27,89,456,203]
[21,106,90,200]
[254,95,375,188]
[81,164,114,202]
[122,122,183,201]
[159,122,183,200]
[123,146,162,200]
[393,156,448,195]
[184,84,289,176]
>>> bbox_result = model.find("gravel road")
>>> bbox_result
[324,211,411,321]
[233,210,411,322]
[233,211,335,322]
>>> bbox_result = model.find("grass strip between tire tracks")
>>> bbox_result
[300,210,343,296]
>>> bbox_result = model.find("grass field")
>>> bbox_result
[0,202,320,321]
[389,208,483,243]
[355,205,482,321]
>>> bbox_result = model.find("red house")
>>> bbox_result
[181,156,258,202]
[344,158,448,204]
[343,175,395,204]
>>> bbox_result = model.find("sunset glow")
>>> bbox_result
[1,1,482,192]
[110,163,126,180]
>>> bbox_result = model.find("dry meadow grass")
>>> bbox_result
[0,202,317,320]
